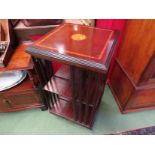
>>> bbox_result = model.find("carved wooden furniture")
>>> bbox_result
[0,43,47,112]
[109,19,155,113]
[0,19,16,67]
[26,23,118,128]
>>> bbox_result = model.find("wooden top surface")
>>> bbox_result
[0,43,33,72]
[26,23,118,72]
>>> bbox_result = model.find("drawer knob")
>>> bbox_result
[3,99,12,108]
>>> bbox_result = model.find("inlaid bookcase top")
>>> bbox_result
[26,23,118,73]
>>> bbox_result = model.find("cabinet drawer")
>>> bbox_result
[3,90,41,108]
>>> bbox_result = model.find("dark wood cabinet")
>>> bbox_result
[109,19,155,113]
[26,23,118,128]
[0,43,47,112]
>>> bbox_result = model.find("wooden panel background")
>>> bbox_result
[117,19,155,85]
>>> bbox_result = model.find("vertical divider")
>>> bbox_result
[37,59,54,107]
[32,57,51,109]
[70,66,78,121]
[89,73,106,126]
[44,60,56,106]
[77,68,83,123]
[84,70,92,124]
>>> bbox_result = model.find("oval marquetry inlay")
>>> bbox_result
[71,33,87,41]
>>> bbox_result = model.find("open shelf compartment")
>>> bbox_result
[41,64,105,128]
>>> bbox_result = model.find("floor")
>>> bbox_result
[1,86,155,135]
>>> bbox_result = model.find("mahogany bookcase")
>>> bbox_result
[26,23,118,128]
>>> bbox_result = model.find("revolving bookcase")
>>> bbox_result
[26,23,118,128]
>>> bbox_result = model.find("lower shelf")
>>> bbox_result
[49,98,97,128]
[50,99,74,121]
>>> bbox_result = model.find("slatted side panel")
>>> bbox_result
[70,67,106,127]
